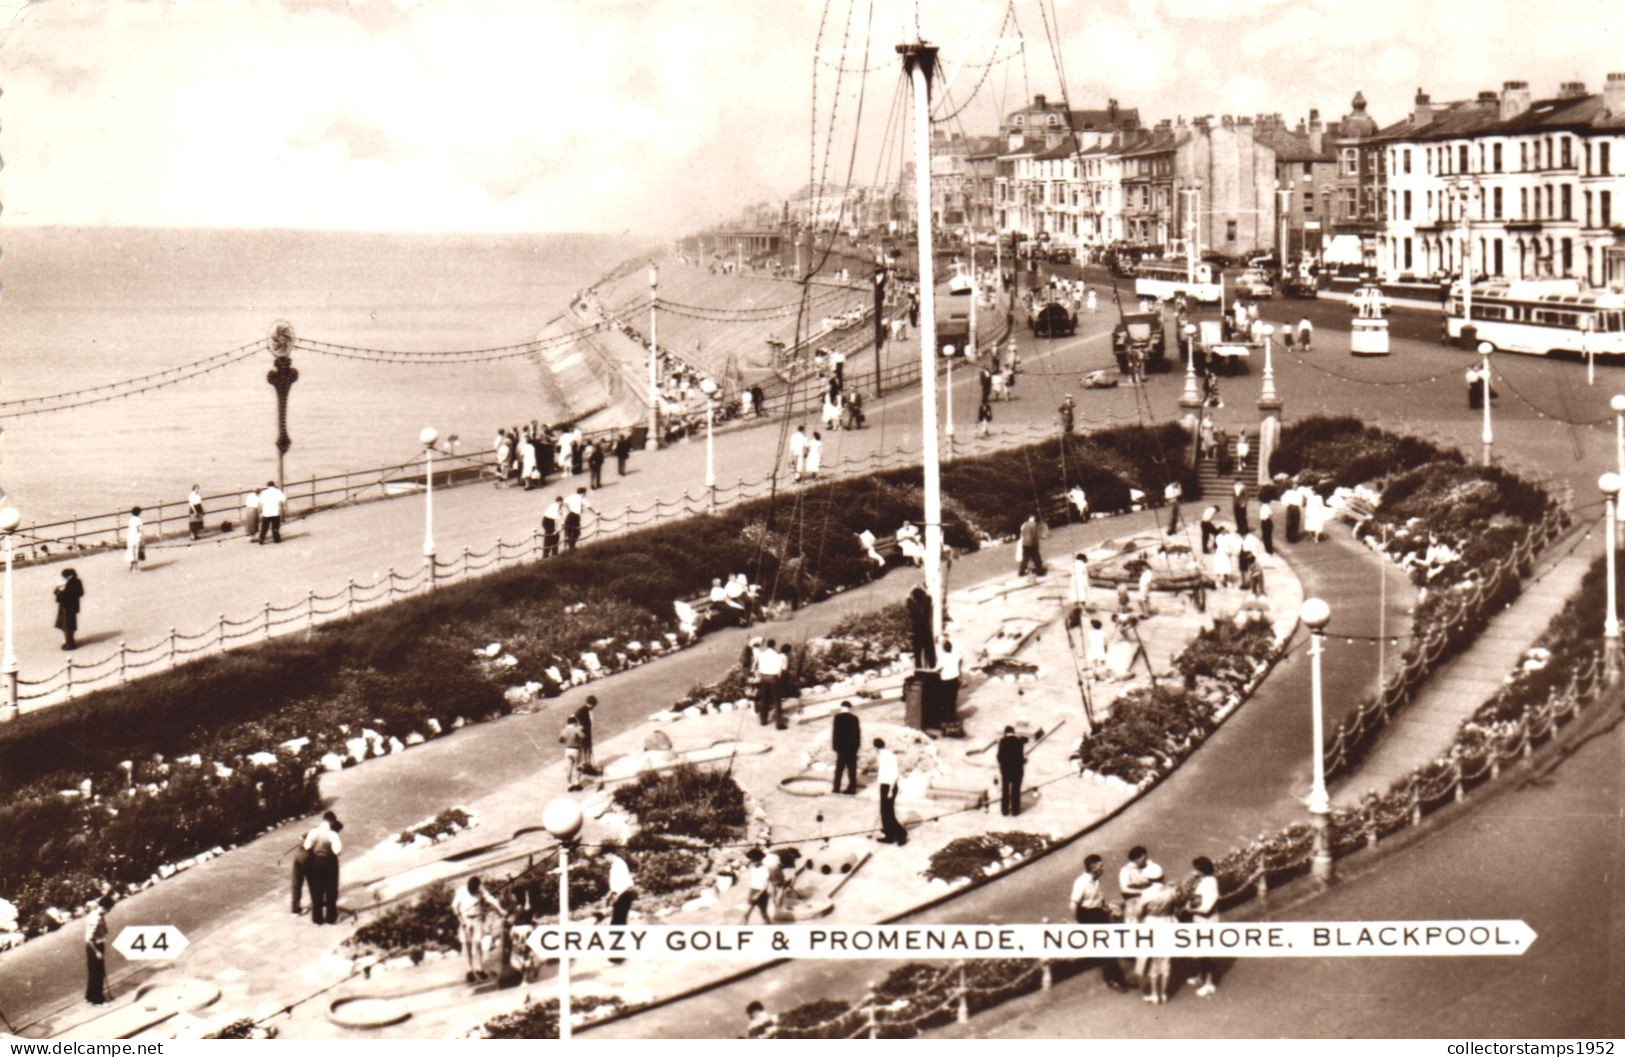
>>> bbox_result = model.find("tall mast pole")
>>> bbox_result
[900,27,944,642]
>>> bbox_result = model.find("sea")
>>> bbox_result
[0,226,638,526]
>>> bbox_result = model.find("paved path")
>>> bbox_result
[1331,525,1600,800]
[945,710,1625,1039]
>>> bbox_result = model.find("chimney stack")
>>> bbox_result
[1608,73,1625,115]
[1558,81,1588,99]
[1033,93,1047,109]
[1500,80,1532,120]
[1308,107,1325,153]
[1413,88,1433,123]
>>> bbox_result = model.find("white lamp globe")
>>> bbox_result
[1477,342,1493,356]
[543,797,584,841]
[1611,394,1625,414]
[0,507,19,533]
[1600,472,1622,497]
[419,426,439,447]
[1301,597,1331,631]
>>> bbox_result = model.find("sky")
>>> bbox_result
[1,0,1622,236]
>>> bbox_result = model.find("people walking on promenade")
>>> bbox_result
[304,811,343,925]
[573,695,599,775]
[84,894,114,1005]
[570,429,586,476]
[741,848,773,924]
[1259,495,1275,554]
[938,638,961,723]
[289,830,312,916]
[831,701,860,794]
[1070,854,1129,991]
[542,496,563,557]
[1305,488,1328,543]
[564,487,591,550]
[242,487,260,540]
[1137,865,1179,1004]
[1297,316,1313,352]
[587,440,605,489]
[614,432,632,476]
[1188,856,1221,997]
[1231,479,1249,537]
[805,432,823,480]
[520,431,540,490]
[451,877,505,982]
[125,507,145,571]
[560,714,585,791]
[789,425,809,482]
[1018,512,1045,578]
[755,638,786,729]
[606,851,636,963]
[905,586,935,669]
[997,725,1027,816]
[187,485,205,540]
[54,568,84,650]
[1058,395,1075,436]
[258,481,286,544]
[976,398,992,437]
[1118,845,1158,924]
[874,738,908,844]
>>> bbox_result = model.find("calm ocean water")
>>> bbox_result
[0,227,636,524]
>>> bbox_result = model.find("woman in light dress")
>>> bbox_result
[1135,865,1181,1004]
[1304,488,1328,542]
[1069,551,1092,610]
[125,506,144,571]
[1211,526,1234,586]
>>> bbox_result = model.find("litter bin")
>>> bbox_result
[628,424,650,450]
[1459,324,1478,352]
[904,669,941,729]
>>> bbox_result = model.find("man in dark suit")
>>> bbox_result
[831,701,861,794]
[614,433,632,476]
[573,695,598,775]
[997,726,1028,817]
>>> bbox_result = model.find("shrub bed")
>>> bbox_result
[0,423,1187,942]
[924,832,1051,884]
[482,996,626,1039]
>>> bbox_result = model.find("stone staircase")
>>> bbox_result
[1195,426,1261,499]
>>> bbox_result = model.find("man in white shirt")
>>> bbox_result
[257,480,286,544]
[303,811,344,925]
[741,848,773,924]
[725,574,757,624]
[242,488,261,541]
[789,425,809,481]
[1189,856,1221,996]
[564,487,591,551]
[936,638,962,726]
[1118,845,1159,924]
[1070,854,1129,990]
[755,639,787,728]
[451,877,505,982]
[874,738,907,844]
[606,852,637,963]
[542,496,564,557]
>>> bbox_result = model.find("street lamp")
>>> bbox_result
[1301,596,1334,884]
[1602,474,1623,682]
[943,344,956,458]
[0,505,18,723]
[543,796,584,1041]
[1477,341,1494,465]
[700,377,719,511]
[1452,181,1480,343]
[1258,323,1278,406]
[1612,394,1625,548]
[1274,179,1294,270]
[420,427,438,585]
[647,263,661,452]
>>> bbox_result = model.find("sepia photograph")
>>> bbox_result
[0,0,1622,1045]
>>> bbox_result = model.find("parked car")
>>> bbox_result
[1046,246,1076,264]
[1235,268,1275,299]
[1111,311,1168,371]
[1200,250,1237,269]
[1281,277,1319,299]
[1028,300,1077,338]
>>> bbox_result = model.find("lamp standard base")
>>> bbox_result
[1310,809,1335,885]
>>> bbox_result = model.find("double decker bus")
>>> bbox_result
[1133,258,1222,304]
[1444,282,1625,357]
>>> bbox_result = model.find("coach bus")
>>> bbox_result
[1443,283,1625,357]
[1134,258,1222,305]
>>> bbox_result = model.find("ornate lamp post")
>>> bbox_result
[647,264,661,451]
[1602,474,1622,683]
[543,797,584,1040]
[1179,322,1202,444]
[943,344,956,460]
[1477,341,1494,465]
[0,505,18,723]
[700,378,719,511]
[266,322,298,490]
[1612,394,1625,549]
[1301,596,1334,884]
[1274,178,1294,271]
[420,427,438,585]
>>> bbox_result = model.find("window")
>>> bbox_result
[1404,237,1413,270]
[1562,238,1573,275]
[1226,219,1238,241]
[1585,142,1592,175]
[1562,184,1572,221]
[1304,193,1315,214]
[1520,187,1529,218]
[1404,148,1412,174]
[1342,188,1358,218]
[1403,190,1412,220]
[1493,187,1503,218]
[1604,191,1614,227]
[1520,142,1529,171]
[1561,137,1572,168]
[1603,143,1613,175]
[1341,148,1359,176]
[1493,143,1503,172]
[1300,161,1311,177]
[1014,115,1025,126]
[1459,144,1469,172]
[1586,191,1593,227]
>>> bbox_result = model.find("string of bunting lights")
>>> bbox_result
[0,339,270,411]
[0,344,271,418]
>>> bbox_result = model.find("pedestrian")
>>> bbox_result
[1069,550,1092,611]
[125,506,145,571]
[1118,845,1158,924]
[1259,496,1275,554]
[874,738,908,844]
[1200,505,1218,554]
[570,431,586,476]
[84,894,114,1005]
[937,638,961,723]
[573,696,598,775]
[979,366,993,404]
[606,851,636,963]
[831,700,861,794]
[976,398,992,437]
[451,877,505,982]
[615,432,633,476]
[1163,481,1183,535]
[242,487,261,541]
[1231,479,1249,536]
[1137,864,1179,1004]
[542,496,563,557]
[520,432,539,490]
[1018,511,1045,578]
[587,441,605,489]
[1235,432,1251,469]
[805,432,823,479]
[1281,327,1294,354]
[996,725,1027,816]
[756,639,787,729]
[258,481,286,544]
[1198,416,1216,461]
[1137,565,1155,617]
[1058,394,1075,436]
[1305,487,1328,543]
[1188,856,1221,997]
[905,585,936,668]
[1283,483,1303,544]
[1215,428,1233,477]
[751,384,767,418]
[304,811,343,925]
[741,848,774,923]
[560,714,585,791]
[1297,316,1313,352]
[187,485,205,540]
[789,425,809,482]
[1086,617,1109,679]
[908,293,919,329]
[1070,854,1130,991]
[53,568,84,651]
[564,487,591,550]
[1466,364,1482,409]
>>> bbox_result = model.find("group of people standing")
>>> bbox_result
[1070,846,1222,1003]
[495,423,629,492]
[787,425,825,482]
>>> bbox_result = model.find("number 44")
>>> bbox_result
[112,925,189,961]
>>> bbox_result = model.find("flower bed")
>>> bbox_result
[0,424,1189,945]
[394,808,476,848]
[924,832,1051,885]
[481,996,627,1039]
